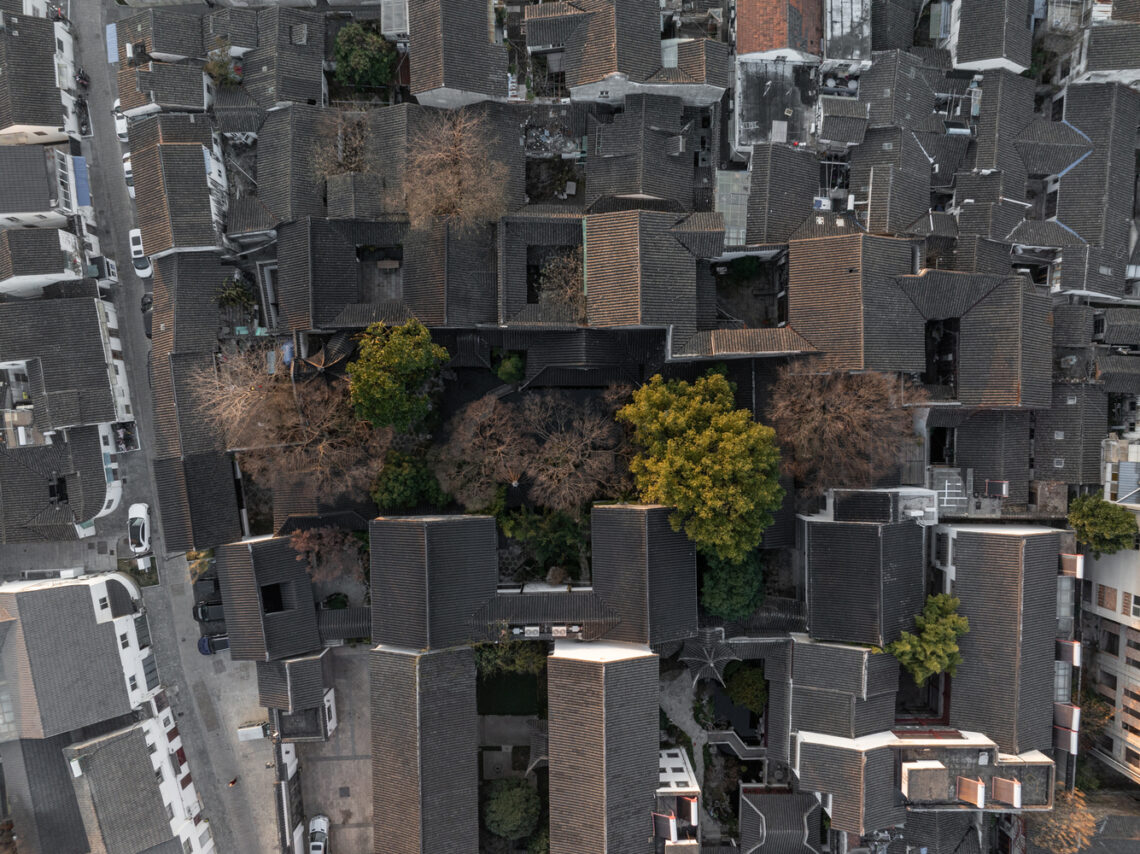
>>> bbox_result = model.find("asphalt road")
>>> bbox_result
[71,3,278,851]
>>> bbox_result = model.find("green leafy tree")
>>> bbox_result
[484,778,541,840]
[527,825,550,854]
[1068,494,1137,558]
[371,450,449,513]
[333,23,397,89]
[724,662,767,715]
[616,372,783,563]
[473,641,548,678]
[887,594,970,684]
[347,320,449,432]
[701,551,764,621]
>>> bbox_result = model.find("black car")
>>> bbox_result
[193,574,221,603]
[192,601,226,623]
[198,635,230,655]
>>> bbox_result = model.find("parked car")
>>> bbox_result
[193,573,221,604]
[127,503,150,554]
[197,635,230,655]
[128,228,152,279]
[192,601,226,623]
[309,815,330,854]
[122,153,135,199]
[112,98,128,143]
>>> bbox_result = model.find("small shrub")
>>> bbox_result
[484,778,541,840]
[724,661,767,716]
[496,351,525,384]
[371,450,449,513]
[887,594,970,684]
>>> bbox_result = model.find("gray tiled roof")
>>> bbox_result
[955,0,1032,69]
[899,810,981,854]
[0,225,69,283]
[369,515,499,650]
[586,94,694,211]
[1086,22,1140,71]
[0,735,89,854]
[211,84,265,135]
[0,146,54,214]
[0,296,114,430]
[1033,383,1107,485]
[592,505,698,647]
[1096,353,1140,393]
[948,526,1060,753]
[1012,117,1092,177]
[524,0,660,89]
[0,12,60,132]
[819,95,869,145]
[797,742,903,835]
[1051,304,1095,348]
[804,515,925,648]
[317,606,370,643]
[255,104,326,226]
[497,208,584,325]
[548,645,660,853]
[152,453,241,552]
[746,144,819,244]
[64,723,176,854]
[256,649,330,712]
[0,582,134,739]
[132,63,208,111]
[954,410,1031,503]
[216,536,321,661]
[132,139,216,257]
[371,645,480,853]
[859,51,936,129]
[739,790,822,854]
[1103,308,1140,346]
[243,7,325,110]
[409,0,508,98]
[204,7,259,52]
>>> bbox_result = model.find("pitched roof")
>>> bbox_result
[1103,308,1140,345]
[1086,22,1140,71]
[64,723,178,854]
[746,144,820,244]
[0,296,115,430]
[739,790,823,854]
[1012,117,1092,177]
[586,94,694,210]
[0,735,89,854]
[953,410,1032,503]
[369,516,499,650]
[674,327,818,359]
[497,208,584,326]
[117,8,204,59]
[735,0,822,55]
[256,648,330,712]
[955,0,1032,69]
[523,0,660,89]
[1097,353,1140,393]
[131,135,217,257]
[243,7,325,110]
[216,536,321,661]
[1051,303,1095,348]
[409,0,508,98]
[947,526,1060,753]
[790,638,899,739]
[859,51,936,128]
[818,95,869,145]
[1033,383,1107,485]
[255,103,326,226]
[211,84,266,135]
[804,513,926,648]
[152,453,241,552]
[591,505,698,647]
[548,642,660,853]
[204,7,259,52]
[0,12,60,132]
[0,426,109,543]
[370,645,480,852]
[0,579,135,739]
[797,742,903,834]
[0,146,54,214]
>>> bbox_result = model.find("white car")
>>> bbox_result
[127,503,150,555]
[308,815,329,854]
[128,228,152,279]
[112,98,128,143]
[122,153,135,199]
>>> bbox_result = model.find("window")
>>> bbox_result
[183,839,193,854]
[56,37,63,51]
[1102,670,1119,691]
[98,596,108,610]
[1054,458,1065,469]
[101,435,109,447]
[1054,430,1065,440]
[1099,584,1119,612]
[155,765,163,782]
[120,632,130,649]
[1084,580,1094,603]
[1106,632,1121,655]
[1133,598,1140,618]
[129,675,137,691]
[166,802,174,820]
[146,740,157,755]
[1128,748,1140,768]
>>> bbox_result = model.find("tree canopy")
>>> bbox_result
[886,594,970,684]
[346,320,449,432]
[484,778,541,840]
[371,450,449,513]
[767,363,925,496]
[288,527,367,585]
[701,551,765,621]
[333,23,397,89]
[724,662,767,716]
[616,372,783,563]
[1068,494,1137,558]
[473,641,549,678]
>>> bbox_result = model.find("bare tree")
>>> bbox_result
[522,393,627,515]
[310,109,374,182]
[405,109,508,233]
[766,360,927,496]
[189,348,390,501]
[434,395,533,511]
[289,526,366,584]
[538,249,585,323]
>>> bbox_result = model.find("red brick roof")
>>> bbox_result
[736,0,822,56]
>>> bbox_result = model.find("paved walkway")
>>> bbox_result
[660,670,726,839]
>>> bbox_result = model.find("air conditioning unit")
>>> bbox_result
[813,196,832,211]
